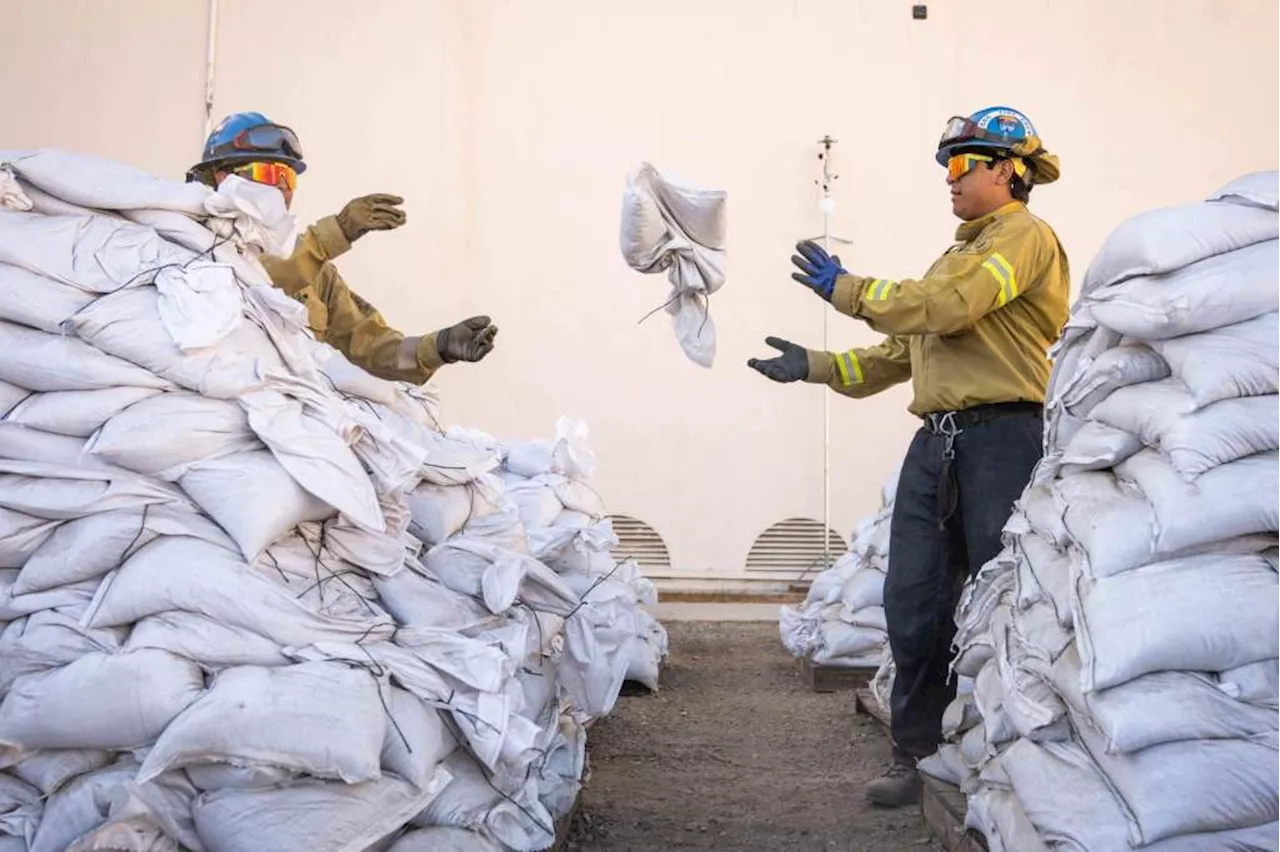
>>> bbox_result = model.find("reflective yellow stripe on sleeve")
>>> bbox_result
[835,350,864,387]
[982,252,1019,306]
[863,279,896,302]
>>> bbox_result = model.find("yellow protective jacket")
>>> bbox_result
[259,216,443,384]
[804,202,1070,416]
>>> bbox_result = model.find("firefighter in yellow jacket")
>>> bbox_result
[749,107,1069,807]
[188,112,496,383]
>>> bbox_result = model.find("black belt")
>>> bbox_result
[921,402,1041,530]
[922,401,1042,436]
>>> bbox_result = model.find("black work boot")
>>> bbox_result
[865,758,922,807]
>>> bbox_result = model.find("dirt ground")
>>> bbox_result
[565,621,942,852]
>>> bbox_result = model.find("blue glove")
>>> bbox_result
[791,240,847,301]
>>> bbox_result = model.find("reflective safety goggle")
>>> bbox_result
[230,123,304,161]
[946,152,993,181]
[231,160,298,191]
[939,115,1010,149]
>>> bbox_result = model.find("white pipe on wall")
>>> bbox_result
[202,0,219,140]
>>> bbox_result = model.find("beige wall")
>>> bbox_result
[3,0,1277,581]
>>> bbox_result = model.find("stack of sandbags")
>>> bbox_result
[925,172,1280,852]
[779,467,899,668]
[0,149,660,852]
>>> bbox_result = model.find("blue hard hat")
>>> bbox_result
[189,111,307,178]
[935,106,1039,166]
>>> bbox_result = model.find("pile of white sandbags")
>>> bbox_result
[925,172,1280,851]
[0,149,663,852]
[779,467,898,668]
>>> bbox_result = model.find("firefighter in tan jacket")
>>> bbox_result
[749,107,1069,808]
[188,112,496,384]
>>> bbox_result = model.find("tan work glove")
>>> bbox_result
[336,194,407,242]
[436,316,498,363]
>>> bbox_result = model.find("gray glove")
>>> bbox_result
[437,316,498,363]
[747,337,809,383]
[336,194,406,242]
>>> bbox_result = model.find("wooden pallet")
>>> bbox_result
[853,686,890,731]
[921,775,988,852]
[801,658,878,693]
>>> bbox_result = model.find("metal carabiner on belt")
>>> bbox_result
[927,410,963,460]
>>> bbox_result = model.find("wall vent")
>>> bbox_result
[608,514,671,569]
[745,517,847,583]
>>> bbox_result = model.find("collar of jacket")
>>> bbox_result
[954,201,1026,242]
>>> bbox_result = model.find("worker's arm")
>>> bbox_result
[804,334,912,398]
[314,264,445,384]
[829,217,1053,336]
[260,216,352,297]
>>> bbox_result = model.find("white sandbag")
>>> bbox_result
[839,567,885,612]
[1014,531,1072,628]
[0,208,193,294]
[64,772,201,852]
[13,750,113,796]
[918,746,968,788]
[1059,420,1142,471]
[238,386,384,531]
[841,604,887,631]
[407,479,502,546]
[85,536,396,648]
[1073,711,1279,845]
[126,611,287,668]
[1149,312,1279,406]
[0,574,99,621]
[1085,238,1280,339]
[0,650,202,757]
[1051,644,1276,754]
[814,621,883,661]
[547,475,605,517]
[0,609,125,692]
[1073,553,1279,691]
[504,478,563,530]
[69,286,287,400]
[0,772,41,847]
[502,439,554,479]
[253,527,382,622]
[804,553,859,605]
[625,614,666,691]
[192,771,447,852]
[1082,196,1277,293]
[964,786,1049,852]
[0,320,170,392]
[420,432,502,487]
[14,504,233,595]
[559,601,636,718]
[1210,171,1279,210]
[1118,450,1278,555]
[381,687,456,791]
[1091,379,1279,477]
[28,760,140,852]
[619,162,726,367]
[0,508,57,569]
[1055,344,1170,416]
[373,565,494,631]
[0,425,130,476]
[387,827,503,852]
[179,450,335,559]
[86,392,259,478]
[413,750,555,852]
[550,414,599,481]
[4,387,162,438]
[140,662,386,785]
[0,263,95,333]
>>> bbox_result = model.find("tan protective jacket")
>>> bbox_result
[805,202,1070,416]
[260,216,443,384]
